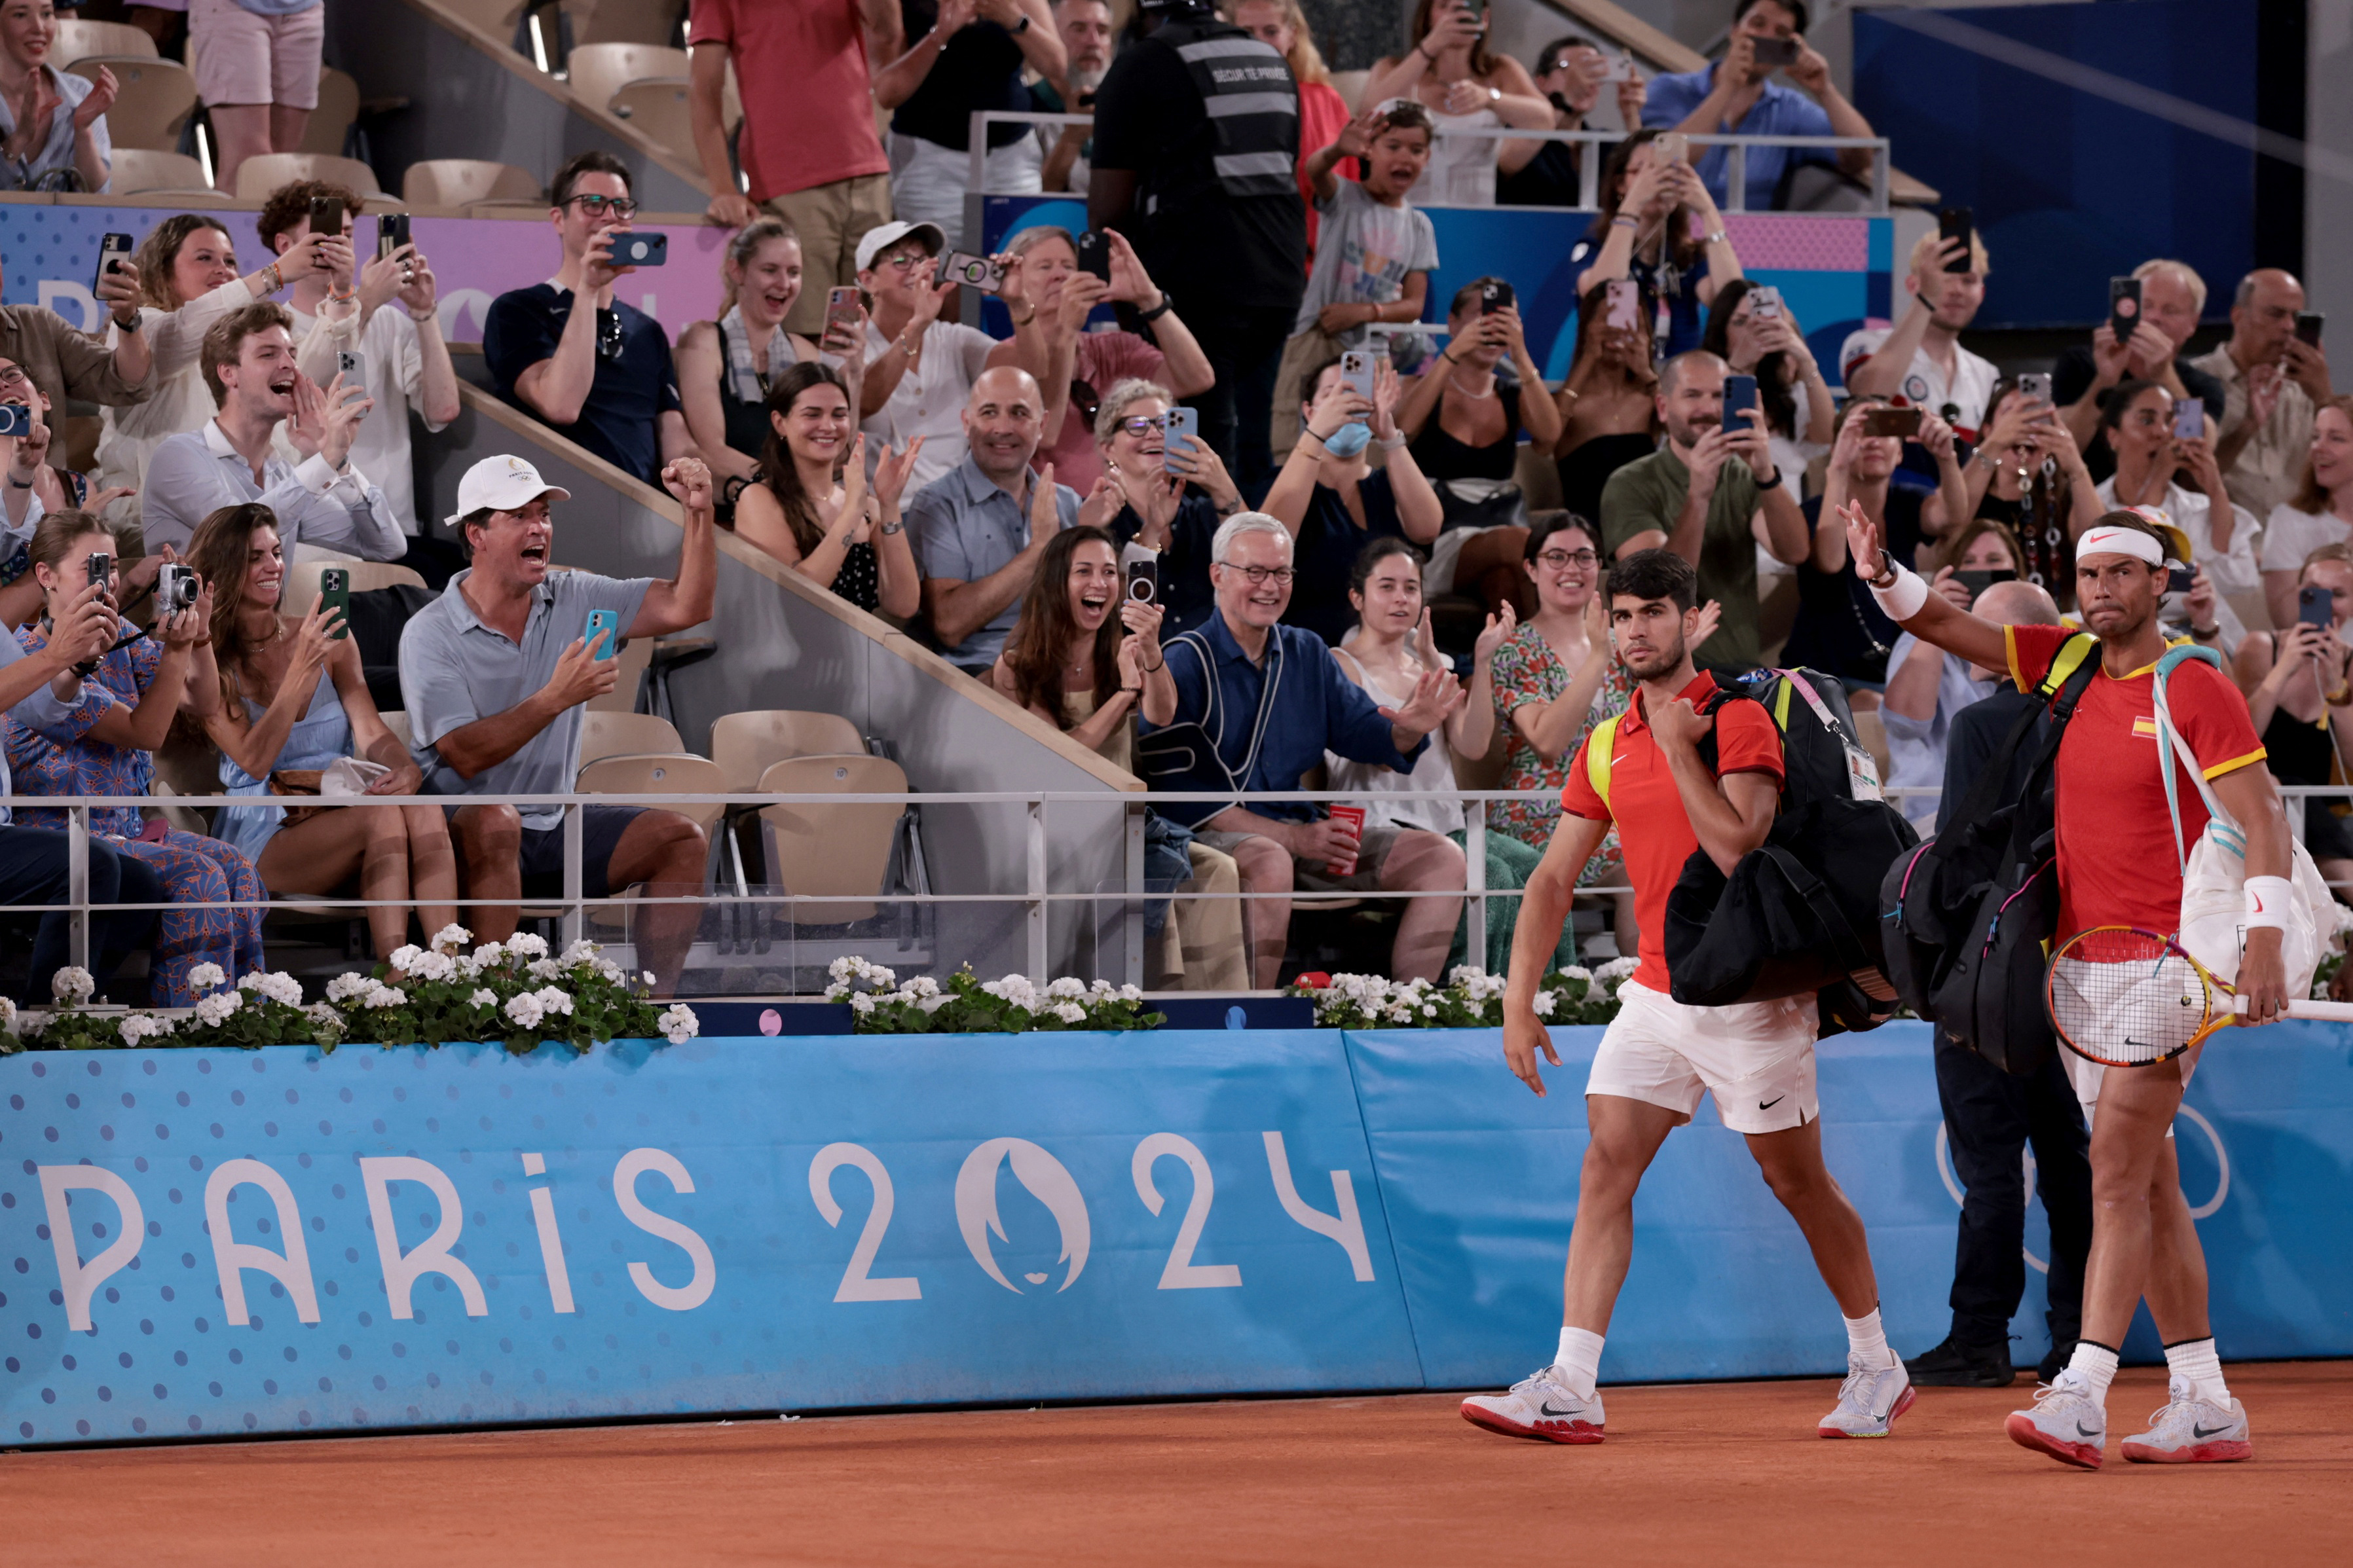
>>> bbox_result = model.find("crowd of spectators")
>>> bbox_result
[1,0,2346,1009]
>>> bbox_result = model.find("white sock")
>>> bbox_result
[1554,1326,1605,1400]
[2164,1338,2229,1406]
[2066,1340,2120,1404]
[1843,1307,1896,1370]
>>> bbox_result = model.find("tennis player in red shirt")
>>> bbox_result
[1842,503,2289,1469]
[1462,549,1914,1446]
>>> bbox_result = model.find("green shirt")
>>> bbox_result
[1599,445,1766,672]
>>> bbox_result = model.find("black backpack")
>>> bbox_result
[1879,632,2101,1074]
[1625,668,1921,1037]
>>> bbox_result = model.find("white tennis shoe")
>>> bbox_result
[1459,1366,1606,1444]
[1817,1354,1916,1438]
[2006,1372,2107,1468]
[2121,1376,2252,1464]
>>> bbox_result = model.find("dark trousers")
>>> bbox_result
[0,826,165,1003]
[1184,303,1295,496]
[1935,1032,2094,1353]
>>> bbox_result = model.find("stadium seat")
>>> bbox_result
[234,151,385,201]
[582,710,684,767]
[299,67,361,158]
[403,157,542,210]
[282,558,426,614]
[576,0,686,46]
[56,18,157,64]
[107,147,212,195]
[711,709,864,792]
[588,629,650,713]
[754,754,907,923]
[604,79,697,158]
[576,752,725,834]
[71,57,194,153]
[563,42,686,109]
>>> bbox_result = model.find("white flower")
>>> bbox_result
[239,970,303,1006]
[388,944,424,973]
[119,1012,177,1046]
[303,1002,341,1034]
[1560,965,1593,983]
[0,995,16,1033]
[193,991,242,1027]
[1047,976,1087,1000]
[848,991,877,1015]
[656,1004,699,1045]
[1051,1001,1088,1024]
[472,942,507,968]
[506,932,550,959]
[1117,983,1143,1003]
[527,957,562,981]
[361,983,407,1010]
[431,923,472,953]
[1532,991,1557,1017]
[906,975,940,998]
[595,958,623,983]
[469,988,500,1009]
[561,938,601,966]
[182,962,223,995]
[821,981,850,1000]
[532,985,574,1016]
[504,992,545,1030]
[982,974,1039,1011]
[642,971,658,987]
[326,971,371,1004]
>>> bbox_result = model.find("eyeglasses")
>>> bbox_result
[1537,549,1599,570]
[1218,562,1295,585]
[874,250,929,273]
[0,365,29,389]
[1117,413,1168,437]
[565,194,638,219]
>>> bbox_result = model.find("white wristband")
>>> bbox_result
[2244,875,2295,931]
[1866,561,1929,621]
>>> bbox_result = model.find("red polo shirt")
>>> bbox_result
[1561,672,1785,993]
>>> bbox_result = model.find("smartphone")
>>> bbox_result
[318,566,350,641]
[0,404,31,437]
[1075,229,1113,283]
[1955,568,2017,596]
[1658,132,1688,164]
[825,286,862,336]
[1936,206,1973,272]
[2109,276,2142,342]
[1459,0,1486,22]
[2172,398,2204,441]
[1163,405,1197,456]
[376,211,411,261]
[2166,566,2196,596]
[1124,554,1159,606]
[2295,312,2325,347]
[585,607,620,660]
[1750,35,1798,67]
[1862,405,1922,439]
[1479,278,1515,315]
[2017,371,2052,404]
[1604,278,1640,333]
[2299,583,2335,629]
[1722,373,1759,429]
[1340,350,1376,401]
[93,231,134,295]
[336,349,367,387]
[610,231,667,268]
[308,193,346,240]
[935,250,1006,294]
[1749,283,1781,320]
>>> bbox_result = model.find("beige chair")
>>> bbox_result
[403,157,542,210]
[710,709,864,792]
[298,67,361,158]
[576,752,725,834]
[71,58,194,152]
[755,754,906,923]
[576,0,687,46]
[57,19,157,64]
[582,709,684,767]
[563,41,688,111]
[234,151,385,202]
[107,147,212,196]
[281,558,427,614]
[604,79,696,158]
[588,629,651,713]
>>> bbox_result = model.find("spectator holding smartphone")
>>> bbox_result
[1223,0,1352,262]
[0,357,138,593]
[1704,276,1832,497]
[1642,0,1875,211]
[1358,0,1553,208]
[853,219,997,492]
[2259,396,2353,628]
[1568,128,1742,359]
[2055,258,2226,467]
[0,0,115,192]
[677,217,870,492]
[2233,541,2353,888]
[1553,285,1661,525]
[1086,377,1244,636]
[1961,380,2104,606]
[0,249,149,445]
[2191,268,2333,524]
[1841,229,1999,438]
[485,153,695,487]
[2094,378,2257,643]
[1499,39,1647,208]
[186,502,457,965]
[733,370,923,618]
[873,0,1064,246]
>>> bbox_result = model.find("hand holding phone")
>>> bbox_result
[609,232,667,268]
[585,608,620,660]
[1163,405,1197,457]
[2172,398,2205,442]
[1936,207,1973,273]
[2109,277,2142,343]
[1722,373,1759,431]
[317,566,351,641]
[1075,230,1113,283]
[1862,405,1922,440]
[1340,350,1377,402]
[1604,278,1640,333]
[2299,583,2335,630]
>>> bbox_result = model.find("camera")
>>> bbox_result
[155,562,200,613]
[934,251,1006,293]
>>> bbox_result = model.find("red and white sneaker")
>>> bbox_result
[1460,1367,1606,1444]
[2120,1376,2252,1464]
[2005,1372,2107,1469]
[1819,1354,1916,1438]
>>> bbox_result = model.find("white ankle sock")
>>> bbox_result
[2067,1340,2120,1404]
[1554,1326,1605,1400]
[1843,1307,1895,1370]
[2164,1338,2229,1405]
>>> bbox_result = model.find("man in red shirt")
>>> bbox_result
[1463,548,1913,1446]
[690,0,900,338]
[1843,504,2288,1469]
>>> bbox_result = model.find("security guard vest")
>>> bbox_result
[1140,16,1301,215]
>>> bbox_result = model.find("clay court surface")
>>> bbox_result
[6,1361,2346,1565]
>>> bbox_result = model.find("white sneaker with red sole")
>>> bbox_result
[2006,1372,2107,1468]
[1460,1367,1606,1444]
[2121,1376,2252,1464]
[1818,1354,1916,1437]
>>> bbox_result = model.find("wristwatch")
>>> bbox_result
[880,518,905,536]
[1136,292,1173,323]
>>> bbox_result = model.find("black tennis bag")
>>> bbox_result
[1879,633,2100,1075]
[1657,668,1919,1037]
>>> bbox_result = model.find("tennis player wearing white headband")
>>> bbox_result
[1841,500,2289,1470]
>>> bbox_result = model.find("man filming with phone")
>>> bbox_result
[1842,227,2000,438]
[1641,0,1875,212]
[398,454,717,998]
[2189,269,2333,525]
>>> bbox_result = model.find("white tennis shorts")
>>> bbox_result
[2063,1042,2201,1137]
[1587,979,1820,1135]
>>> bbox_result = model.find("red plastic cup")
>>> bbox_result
[1325,805,1366,878]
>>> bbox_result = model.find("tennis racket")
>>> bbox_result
[2045,925,2353,1068]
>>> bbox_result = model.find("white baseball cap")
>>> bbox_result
[446,454,572,526]
[853,219,946,274]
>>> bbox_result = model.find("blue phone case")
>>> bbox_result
[585,610,618,659]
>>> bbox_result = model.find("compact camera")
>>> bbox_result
[155,562,200,613]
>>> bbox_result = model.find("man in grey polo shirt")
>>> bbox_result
[398,453,717,995]
[906,365,1088,674]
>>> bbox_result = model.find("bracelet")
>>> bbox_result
[408,305,437,323]
[2327,684,2352,705]
[2244,875,2295,931]
[1141,657,1164,673]
[1866,560,1929,621]
[899,335,919,358]
[1704,229,1728,246]
[1008,306,1035,326]
[1376,432,1407,451]
[1752,466,1781,488]
[1610,215,1639,230]
[1136,293,1173,323]
[259,261,284,294]
[7,474,32,488]
[328,285,356,302]
[2189,623,2220,639]
[1300,428,1329,448]
[1560,386,1582,402]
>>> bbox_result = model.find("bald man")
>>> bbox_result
[2189,267,2333,522]
[905,365,1088,672]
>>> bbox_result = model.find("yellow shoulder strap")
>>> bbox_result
[2038,630,2098,698]
[1585,713,1622,811]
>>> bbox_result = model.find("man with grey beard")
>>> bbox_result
[1037,0,1115,193]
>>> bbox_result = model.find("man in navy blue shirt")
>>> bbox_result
[1641,0,1876,212]
[484,151,695,484]
[1146,513,1464,987]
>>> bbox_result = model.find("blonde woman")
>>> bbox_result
[1358,0,1552,206]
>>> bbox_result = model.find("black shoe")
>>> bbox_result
[2037,1341,2075,1385]
[1906,1335,2014,1387]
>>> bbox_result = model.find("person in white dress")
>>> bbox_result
[1356,0,1551,207]
[2257,395,2353,628]
[2094,376,2258,648]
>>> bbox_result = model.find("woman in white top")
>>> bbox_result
[851,221,1005,492]
[1358,0,1551,206]
[2094,376,2259,608]
[2258,394,2352,629]
[97,214,337,552]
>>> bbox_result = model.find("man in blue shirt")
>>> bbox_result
[1641,0,1876,213]
[1145,513,1463,987]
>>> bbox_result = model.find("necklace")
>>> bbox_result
[1447,367,1496,401]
